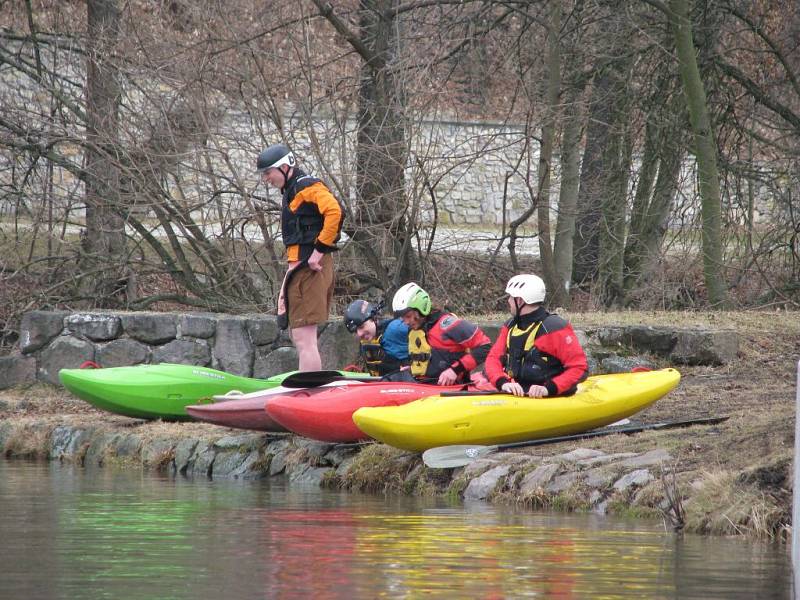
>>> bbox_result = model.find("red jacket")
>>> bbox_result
[415,310,492,380]
[485,308,588,396]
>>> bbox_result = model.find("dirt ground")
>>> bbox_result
[2,309,799,537]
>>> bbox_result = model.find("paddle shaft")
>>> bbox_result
[491,416,729,452]
[422,416,730,468]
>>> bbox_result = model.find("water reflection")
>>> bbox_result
[0,460,790,599]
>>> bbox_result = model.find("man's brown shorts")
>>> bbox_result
[287,253,334,328]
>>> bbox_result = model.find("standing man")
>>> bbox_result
[257,143,343,371]
[392,282,492,385]
[485,274,588,397]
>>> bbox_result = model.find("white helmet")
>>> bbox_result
[392,282,432,316]
[505,274,546,304]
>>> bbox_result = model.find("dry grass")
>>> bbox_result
[335,444,419,494]
[684,470,790,539]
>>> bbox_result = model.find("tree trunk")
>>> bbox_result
[572,69,613,286]
[551,96,582,308]
[597,84,633,308]
[82,0,127,306]
[551,0,588,309]
[354,0,415,288]
[536,0,561,302]
[623,81,686,298]
[669,0,729,307]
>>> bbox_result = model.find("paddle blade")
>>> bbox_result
[422,444,499,469]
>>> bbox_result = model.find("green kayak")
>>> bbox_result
[58,364,369,421]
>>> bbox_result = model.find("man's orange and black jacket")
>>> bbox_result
[281,168,343,262]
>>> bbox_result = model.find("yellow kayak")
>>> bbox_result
[352,368,681,452]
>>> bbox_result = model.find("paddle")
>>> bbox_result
[280,370,381,388]
[422,415,730,468]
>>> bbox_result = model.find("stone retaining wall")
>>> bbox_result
[0,310,740,389]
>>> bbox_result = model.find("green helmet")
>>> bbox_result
[392,282,431,317]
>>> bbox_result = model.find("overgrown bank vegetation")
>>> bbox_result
[2,1,799,350]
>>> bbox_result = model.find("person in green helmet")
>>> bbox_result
[391,282,492,385]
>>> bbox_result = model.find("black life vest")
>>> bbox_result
[504,313,566,385]
[281,169,325,260]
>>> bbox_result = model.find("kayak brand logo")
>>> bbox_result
[466,448,480,458]
[471,400,505,406]
[192,369,225,380]
[379,388,414,394]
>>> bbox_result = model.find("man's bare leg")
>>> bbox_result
[291,325,321,371]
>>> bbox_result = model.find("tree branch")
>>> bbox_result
[309,0,379,66]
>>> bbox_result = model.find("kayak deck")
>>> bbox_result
[352,369,681,451]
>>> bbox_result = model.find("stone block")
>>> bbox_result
[97,338,150,367]
[583,467,616,488]
[188,443,216,477]
[212,450,250,478]
[318,321,358,370]
[578,452,637,467]
[519,463,560,494]
[19,310,67,353]
[619,449,672,468]
[464,465,511,500]
[623,326,678,355]
[213,318,253,376]
[153,339,211,366]
[213,434,264,451]
[289,465,333,486]
[613,469,653,492]
[39,337,95,385]
[120,313,178,345]
[670,329,739,365]
[600,356,655,374]
[253,347,298,378]
[247,317,280,346]
[84,432,120,466]
[553,448,606,462]
[141,438,175,467]
[178,314,216,339]
[0,355,36,389]
[294,438,334,459]
[66,313,122,341]
[546,472,580,493]
[174,438,199,474]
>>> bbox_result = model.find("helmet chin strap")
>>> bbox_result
[511,296,523,322]
[279,165,291,190]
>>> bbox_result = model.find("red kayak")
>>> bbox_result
[186,386,338,432]
[264,381,474,443]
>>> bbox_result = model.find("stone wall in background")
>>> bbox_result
[0,310,740,390]
[1,310,357,388]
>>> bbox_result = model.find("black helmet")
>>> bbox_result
[343,300,380,333]
[256,144,295,172]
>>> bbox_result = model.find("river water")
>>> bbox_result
[0,460,790,599]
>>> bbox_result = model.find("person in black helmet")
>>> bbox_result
[343,300,409,377]
[257,143,344,371]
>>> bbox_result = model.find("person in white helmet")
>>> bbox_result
[257,143,343,371]
[391,282,492,385]
[485,274,588,397]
